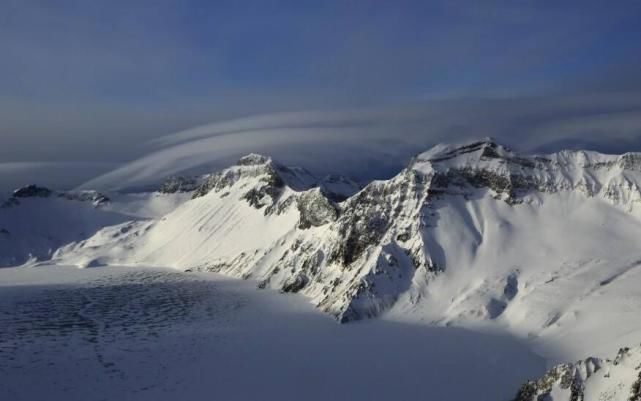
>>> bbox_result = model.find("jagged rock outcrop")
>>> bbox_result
[191,154,309,201]
[513,346,641,401]
[191,154,360,204]
[13,184,52,198]
[415,138,641,210]
[158,176,200,194]
[57,190,110,207]
[297,189,338,229]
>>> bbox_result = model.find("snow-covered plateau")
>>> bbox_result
[0,265,543,401]
[3,138,641,400]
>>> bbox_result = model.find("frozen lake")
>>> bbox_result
[0,265,545,401]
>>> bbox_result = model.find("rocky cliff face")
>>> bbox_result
[413,139,641,210]
[224,139,641,321]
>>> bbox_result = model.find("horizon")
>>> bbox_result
[2,1,641,190]
[4,135,641,196]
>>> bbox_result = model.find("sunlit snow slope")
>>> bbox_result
[0,186,193,267]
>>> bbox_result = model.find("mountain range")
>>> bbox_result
[3,138,641,401]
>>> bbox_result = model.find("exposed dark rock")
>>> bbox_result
[630,370,641,401]
[192,171,237,198]
[297,190,338,229]
[236,153,270,166]
[0,228,9,236]
[620,153,641,171]
[192,154,293,201]
[331,211,388,266]
[512,381,538,401]
[256,279,268,289]
[2,186,108,208]
[421,139,534,170]
[13,185,52,198]
[480,142,502,159]
[281,273,308,293]
[57,191,110,206]
[512,358,602,401]
[243,173,285,211]
[267,194,296,215]
[158,176,199,194]
[504,272,519,300]
[300,250,325,276]
[427,139,502,163]
[428,165,543,204]
[427,261,443,273]
[395,227,412,242]
[327,169,428,267]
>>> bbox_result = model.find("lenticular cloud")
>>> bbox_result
[82,94,641,191]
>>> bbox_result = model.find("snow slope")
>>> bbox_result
[53,154,323,268]
[0,188,125,267]
[0,264,545,401]
[0,186,193,267]
[513,345,641,401]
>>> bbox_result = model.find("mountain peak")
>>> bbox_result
[416,137,513,164]
[409,138,521,177]
[236,153,272,166]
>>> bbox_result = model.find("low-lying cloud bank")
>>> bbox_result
[81,93,641,192]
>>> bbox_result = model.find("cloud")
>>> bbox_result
[2,1,641,192]
[82,92,641,191]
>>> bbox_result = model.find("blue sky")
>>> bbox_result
[4,1,641,102]
[1,0,641,189]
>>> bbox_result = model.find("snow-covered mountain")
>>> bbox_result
[49,139,641,330]
[513,345,641,401]
[0,185,121,267]
[4,138,641,353]
[0,184,193,267]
